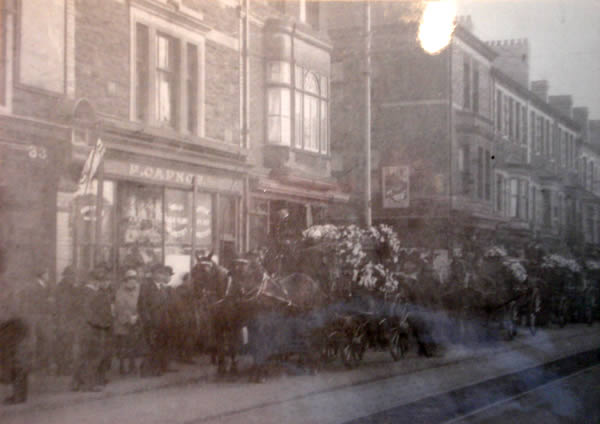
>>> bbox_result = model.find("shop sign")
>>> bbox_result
[382,166,410,208]
[105,161,242,192]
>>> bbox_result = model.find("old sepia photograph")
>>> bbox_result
[1,0,599,422]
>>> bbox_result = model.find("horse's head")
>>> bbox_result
[230,251,268,299]
[190,250,220,297]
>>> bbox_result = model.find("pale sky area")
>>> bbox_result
[455,0,600,119]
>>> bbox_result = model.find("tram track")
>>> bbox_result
[344,348,600,424]
[184,326,600,424]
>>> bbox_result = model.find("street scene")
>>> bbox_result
[1,0,600,423]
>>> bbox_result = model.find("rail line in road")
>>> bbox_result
[344,348,600,424]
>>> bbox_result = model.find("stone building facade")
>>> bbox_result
[323,2,599,258]
[0,0,347,285]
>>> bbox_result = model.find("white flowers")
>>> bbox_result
[484,246,508,258]
[502,258,527,283]
[542,254,581,273]
[302,224,403,292]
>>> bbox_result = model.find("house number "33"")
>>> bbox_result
[28,146,47,160]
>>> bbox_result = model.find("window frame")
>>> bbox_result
[267,61,329,155]
[130,7,205,136]
[0,0,15,112]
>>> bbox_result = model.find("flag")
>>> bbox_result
[75,138,106,196]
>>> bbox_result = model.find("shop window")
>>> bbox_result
[132,8,203,134]
[118,183,163,269]
[73,180,115,271]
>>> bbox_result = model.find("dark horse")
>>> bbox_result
[211,249,329,382]
[190,251,246,376]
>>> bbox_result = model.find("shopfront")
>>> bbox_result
[67,156,243,278]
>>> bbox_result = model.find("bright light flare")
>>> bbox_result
[418,0,457,55]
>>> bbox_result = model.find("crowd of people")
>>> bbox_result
[1,262,202,404]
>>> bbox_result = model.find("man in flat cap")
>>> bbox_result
[138,264,172,376]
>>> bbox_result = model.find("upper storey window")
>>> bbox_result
[0,0,16,110]
[267,61,329,155]
[131,6,204,135]
[273,0,320,29]
[18,0,65,93]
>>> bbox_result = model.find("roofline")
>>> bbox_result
[492,68,581,131]
[454,25,498,61]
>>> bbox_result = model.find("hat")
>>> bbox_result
[151,264,174,276]
[62,265,75,277]
[124,269,137,280]
[89,267,108,281]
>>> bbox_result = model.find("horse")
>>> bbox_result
[190,251,245,377]
[227,251,330,382]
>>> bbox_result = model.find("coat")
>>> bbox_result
[137,279,168,329]
[114,283,140,336]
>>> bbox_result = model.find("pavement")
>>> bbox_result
[1,323,599,420]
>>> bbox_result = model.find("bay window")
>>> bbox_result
[267,61,329,154]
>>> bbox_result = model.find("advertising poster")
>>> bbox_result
[382,165,410,208]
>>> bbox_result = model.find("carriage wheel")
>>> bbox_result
[389,330,408,361]
[340,331,365,369]
[340,343,361,369]
[320,340,339,364]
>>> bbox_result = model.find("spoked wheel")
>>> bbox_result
[389,330,408,361]
[320,336,340,364]
[340,342,361,369]
[340,327,366,369]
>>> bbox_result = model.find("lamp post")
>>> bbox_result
[364,1,372,227]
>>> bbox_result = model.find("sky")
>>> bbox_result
[455,0,600,119]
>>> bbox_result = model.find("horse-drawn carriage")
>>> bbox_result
[441,248,532,342]
[536,254,582,327]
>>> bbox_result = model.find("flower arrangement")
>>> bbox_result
[302,224,404,292]
[502,257,527,283]
[541,254,582,273]
[484,245,508,258]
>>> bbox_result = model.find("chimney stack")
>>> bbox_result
[531,80,549,102]
[549,95,573,118]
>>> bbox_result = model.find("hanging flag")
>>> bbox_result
[75,138,106,196]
